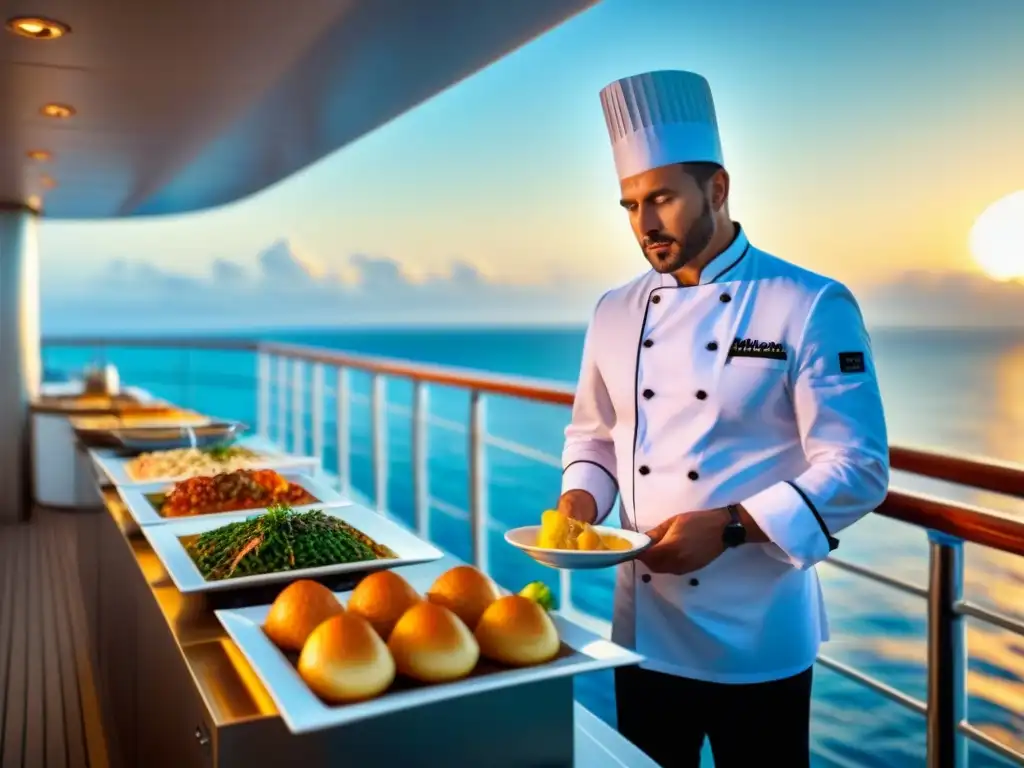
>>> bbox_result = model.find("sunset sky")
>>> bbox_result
[39,0,1024,330]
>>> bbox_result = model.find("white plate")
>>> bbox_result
[504,525,651,570]
[92,436,320,487]
[142,504,443,594]
[214,566,643,735]
[117,471,348,527]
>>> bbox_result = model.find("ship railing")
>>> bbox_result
[41,336,1024,768]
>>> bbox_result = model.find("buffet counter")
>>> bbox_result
[31,384,187,508]
[80,469,656,767]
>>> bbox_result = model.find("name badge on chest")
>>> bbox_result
[728,337,787,361]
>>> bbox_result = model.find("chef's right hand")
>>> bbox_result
[557,490,598,525]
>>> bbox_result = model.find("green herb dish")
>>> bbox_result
[183,503,397,581]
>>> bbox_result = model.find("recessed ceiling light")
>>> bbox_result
[27,149,52,161]
[40,176,57,189]
[40,103,75,119]
[5,16,70,40]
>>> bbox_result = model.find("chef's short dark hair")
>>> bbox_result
[680,162,723,189]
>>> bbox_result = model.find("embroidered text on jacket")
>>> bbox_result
[728,338,787,361]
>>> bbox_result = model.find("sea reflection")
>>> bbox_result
[827,335,1024,762]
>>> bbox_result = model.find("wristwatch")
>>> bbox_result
[722,504,746,548]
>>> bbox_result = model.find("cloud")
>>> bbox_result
[858,269,1024,328]
[41,238,606,333]
[41,240,1024,334]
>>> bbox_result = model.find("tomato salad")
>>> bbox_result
[157,468,318,518]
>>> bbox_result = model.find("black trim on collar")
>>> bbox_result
[707,243,751,284]
[785,481,839,551]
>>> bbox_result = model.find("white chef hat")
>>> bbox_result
[599,70,723,181]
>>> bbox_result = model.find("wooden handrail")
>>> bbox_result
[879,490,1024,557]
[41,335,1024,553]
[263,342,577,406]
[890,445,1024,499]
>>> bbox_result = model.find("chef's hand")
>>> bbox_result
[557,490,598,525]
[638,508,730,575]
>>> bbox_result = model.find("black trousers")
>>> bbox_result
[615,665,813,768]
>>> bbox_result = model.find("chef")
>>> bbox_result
[557,69,890,767]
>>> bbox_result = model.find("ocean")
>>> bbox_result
[43,326,1024,767]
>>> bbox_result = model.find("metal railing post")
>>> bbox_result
[256,352,271,438]
[370,374,388,513]
[276,357,288,448]
[336,368,351,496]
[468,391,489,573]
[926,531,967,768]
[291,359,304,455]
[310,363,324,465]
[411,382,430,539]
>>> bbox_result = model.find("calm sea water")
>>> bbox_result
[44,326,1024,767]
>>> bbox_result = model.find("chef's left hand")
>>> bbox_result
[638,508,729,575]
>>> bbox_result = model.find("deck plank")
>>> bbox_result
[48,513,108,768]
[0,526,16,763]
[41,516,70,768]
[0,510,109,768]
[2,528,28,768]
[25,521,48,768]
[45,515,88,768]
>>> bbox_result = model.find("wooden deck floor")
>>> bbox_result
[0,509,108,768]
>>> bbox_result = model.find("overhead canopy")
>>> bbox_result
[1,0,598,219]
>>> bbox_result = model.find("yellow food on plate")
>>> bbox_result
[537,509,633,552]
[474,595,561,667]
[264,579,345,652]
[387,602,480,684]
[346,570,421,640]
[425,565,500,630]
[297,613,396,703]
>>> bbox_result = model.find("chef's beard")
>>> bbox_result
[643,195,716,274]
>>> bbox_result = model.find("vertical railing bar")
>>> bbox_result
[256,351,271,438]
[336,367,351,497]
[291,359,304,456]
[310,363,325,467]
[371,375,388,513]
[560,569,574,614]
[926,531,967,768]
[276,356,288,449]
[468,390,489,573]
[411,381,430,539]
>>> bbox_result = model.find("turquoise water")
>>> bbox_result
[44,326,1024,767]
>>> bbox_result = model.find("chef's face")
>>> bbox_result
[619,163,723,274]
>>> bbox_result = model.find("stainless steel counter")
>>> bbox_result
[78,477,657,767]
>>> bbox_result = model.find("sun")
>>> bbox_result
[970,191,1024,281]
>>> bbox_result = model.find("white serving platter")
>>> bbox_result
[117,470,348,528]
[142,504,444,594]
[215,566,643,735]
[92,435,320,487]
[504,525,651,570]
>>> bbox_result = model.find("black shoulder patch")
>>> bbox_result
[838,351,866,374]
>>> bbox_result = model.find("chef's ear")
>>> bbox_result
[709,168,730,212]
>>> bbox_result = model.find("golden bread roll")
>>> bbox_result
[346,570,421,639]
[297,613,396,703]
[474,595,560,667]
[264,579,345,652]
[425,565,500,630]
[387,602,480,684]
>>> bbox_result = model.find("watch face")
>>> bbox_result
[723,523,746,547]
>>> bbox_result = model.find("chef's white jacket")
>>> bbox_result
[561,226,889,684]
